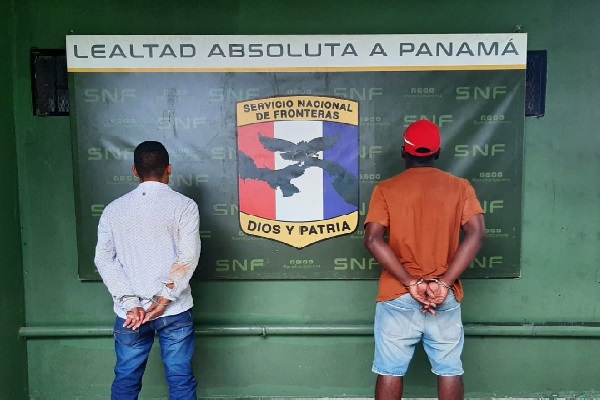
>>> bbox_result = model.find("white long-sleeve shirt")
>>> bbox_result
[94,181,201,319]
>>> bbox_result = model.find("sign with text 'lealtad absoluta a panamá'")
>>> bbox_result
[67,34,527,279]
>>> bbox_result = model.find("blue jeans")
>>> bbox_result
[112,310,197,400]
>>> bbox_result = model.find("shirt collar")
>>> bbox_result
[137,181,170,191]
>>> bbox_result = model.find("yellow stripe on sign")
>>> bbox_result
[240,212,359,249]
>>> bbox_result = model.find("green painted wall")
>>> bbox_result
[0,0,29,398]
[10,0,600,398]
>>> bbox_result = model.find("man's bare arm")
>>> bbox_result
[364,222,431,308]
[364,222,414,285]
[439,214,486,286]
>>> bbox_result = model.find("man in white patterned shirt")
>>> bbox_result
[95,141,200,400]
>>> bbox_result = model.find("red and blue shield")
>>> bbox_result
[237,96,359,248]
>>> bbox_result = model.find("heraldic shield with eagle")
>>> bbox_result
[236,95,360,249]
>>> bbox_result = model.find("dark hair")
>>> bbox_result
[134,141,169,179]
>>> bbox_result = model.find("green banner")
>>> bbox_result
[68,34,526,280]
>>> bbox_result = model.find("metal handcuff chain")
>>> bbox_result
[117,294,170,306]
[405,278,453,290]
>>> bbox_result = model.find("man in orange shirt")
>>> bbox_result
[364,119,485,400]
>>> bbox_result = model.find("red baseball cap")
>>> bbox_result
[403,120,441,157]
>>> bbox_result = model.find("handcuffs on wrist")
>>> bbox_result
[405,278,453,290]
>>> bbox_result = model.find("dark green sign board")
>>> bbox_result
[67,34,526,280]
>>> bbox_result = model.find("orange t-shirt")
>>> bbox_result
[364,167,484,302]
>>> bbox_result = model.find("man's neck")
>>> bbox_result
[139,177,169,184]
[405,160,435,170]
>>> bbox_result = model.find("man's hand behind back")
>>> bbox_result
[426,281,450,308]
[407,280,438,314]
[124,307,146,330]
[407,279,452,315]
[142,297,171,323]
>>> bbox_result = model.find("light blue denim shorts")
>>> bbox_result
[372,292,464,377]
